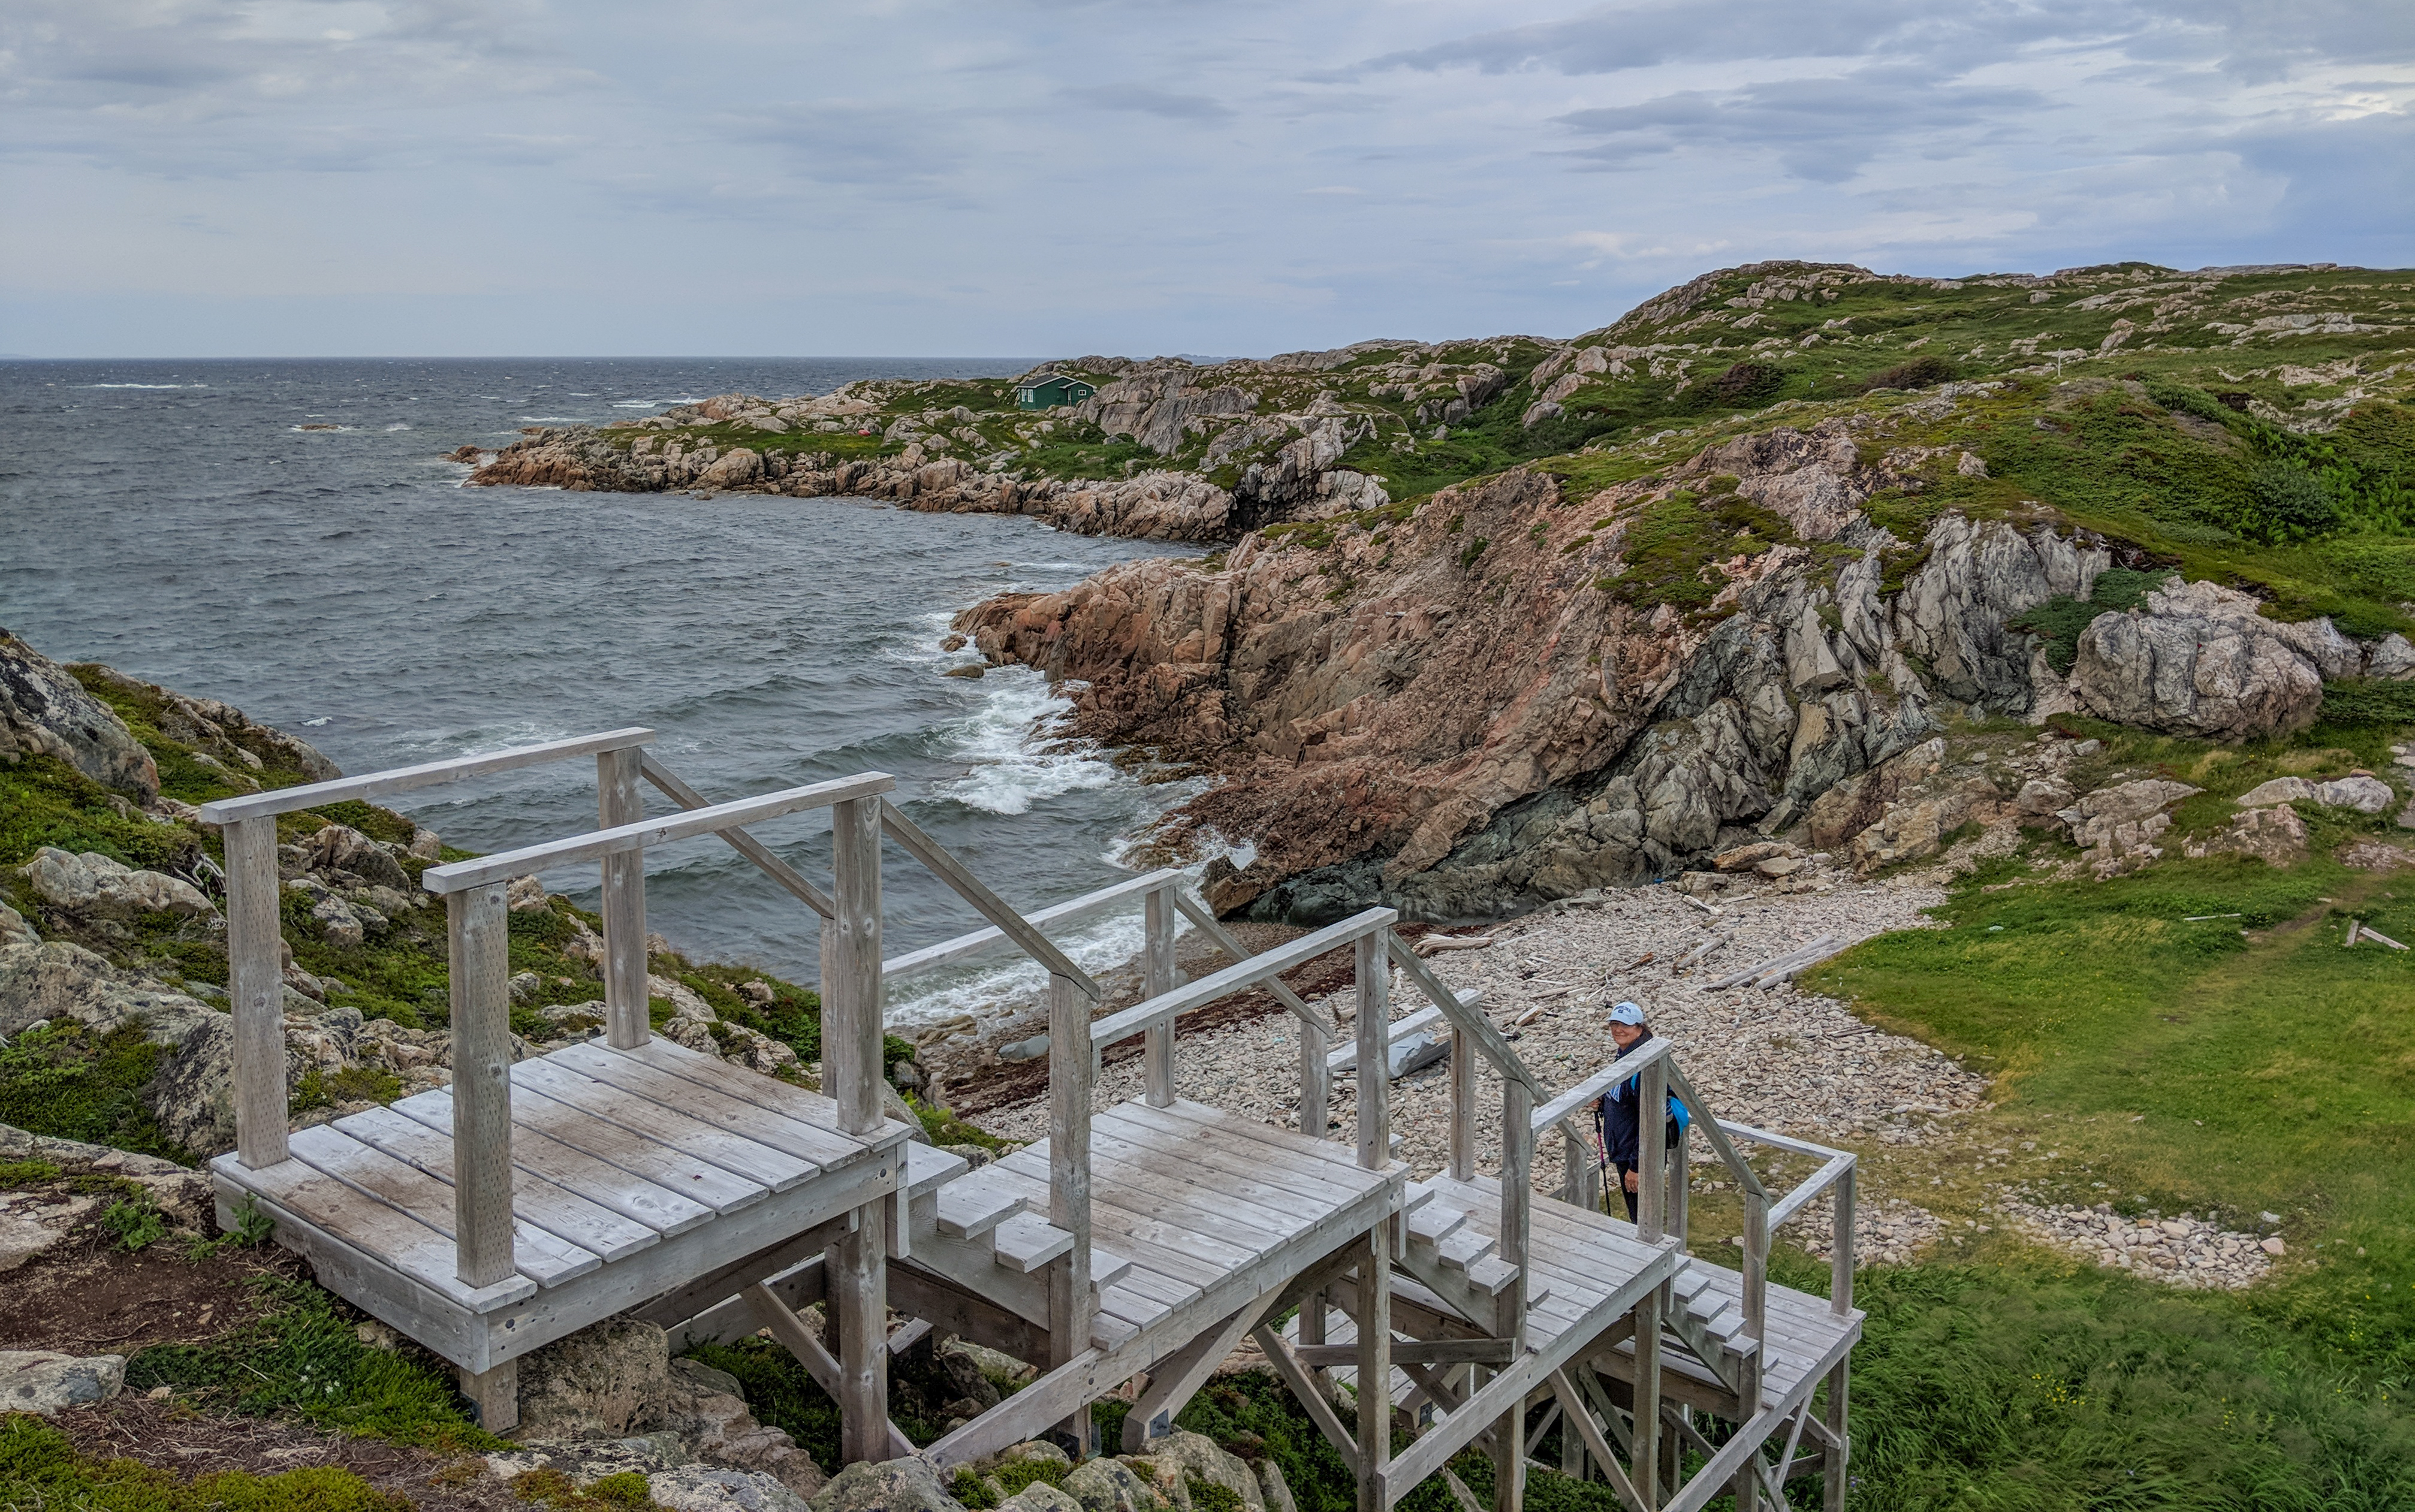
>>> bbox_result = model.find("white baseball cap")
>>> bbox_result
[1608,1001,1645,1026]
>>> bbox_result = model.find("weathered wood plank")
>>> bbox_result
[197,728,656,825]
[827,795,887,1138]
[210,1157,534,1313]
[395,1084,764,1216]
[1144,885,1177,1108]
[1386,935,1545,1098]
[512,1060,813,1191]
[336,1105,661,1261]
[1121,1291,1279,1451]
[424,773,895,894]
[1101,1103,1381,1201]
[1530,1039,1674,1135]
[613,1037,890,1149]
[550,1042,858,1167]
[385,1092,713,1236]
[881,869,1180,982]
[1045,968,1093,1448]
[1169,889,1334,1036]
[744,1281,913,1460]
[1353,932,1388,1176]
[285,1125,599,1287]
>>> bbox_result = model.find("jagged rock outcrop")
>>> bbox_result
[0,630,157,798]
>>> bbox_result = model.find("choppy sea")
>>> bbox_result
[0,358,1208,1032]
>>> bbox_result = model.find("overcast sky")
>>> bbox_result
[4,1,2410,358]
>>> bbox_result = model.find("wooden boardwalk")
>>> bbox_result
[198,726,1864,1511]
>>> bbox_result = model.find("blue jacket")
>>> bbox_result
[1594,1031,1688,1167]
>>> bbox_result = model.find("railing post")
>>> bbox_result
[598,747,649,1049]
[1355,1223,1391,1512]
[224,816,288,1170]
[447,880,515,1288]
[1143,884,1176,1107]
[1449,1021,1475,1181]
[1353,931,1389,1171]
[825,794,889,1465]
[1498,1077,1530,1353]
[1636,1055,1666,1244]
[1742,1185,1769,1415]
[1831,1160,1856,1317]
[1047,971,1095,1448]
[825,796,884,1137]
[1823,1360,1851,1511]
[1300,1021,1329,1139]
[1668,1125,1691,1244]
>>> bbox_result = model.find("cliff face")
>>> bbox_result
[962,382,2415,921]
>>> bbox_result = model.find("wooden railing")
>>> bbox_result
[197,728,660,1173]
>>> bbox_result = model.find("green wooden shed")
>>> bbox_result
[1014,373,1097,410]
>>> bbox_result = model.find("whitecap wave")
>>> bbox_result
[520,415,595,423]
[82,382,192,390]
[385,422,412,431]
[929,671,1120,817]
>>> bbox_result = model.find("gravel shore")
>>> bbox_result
[975,869,1986,1266]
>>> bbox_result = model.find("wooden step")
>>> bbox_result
[1669,1265,1714,1305]
[1436,1226,1497,1272]
[1461,1255,1521,1297]
[991,1212,1075,1273]
[934,1181,1025,1241]
[1089,1245,1133,1291]
[905,1143,970,1200]
[1408,1204,1469,1246]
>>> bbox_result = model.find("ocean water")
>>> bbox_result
[0,358,1205,1032]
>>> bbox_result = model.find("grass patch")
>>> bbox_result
[130,1276,505,1452]
[2006,566,2175,672]
[0,1021,191,1166]
[0,1414,414,1512]
[1593,475,1798,619]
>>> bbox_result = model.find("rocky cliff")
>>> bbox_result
[960,340,2415,920]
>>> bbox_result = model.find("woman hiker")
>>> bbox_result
[1592,1000,1689,1221]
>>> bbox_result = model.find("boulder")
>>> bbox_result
[2237,777,2318,807]
[306,825,413,891]
[809,1456,966,1512]
[1253,1462,1296,1512]
[2070,581,2324,739]
[0,1350,125,1413]
[2316,775,2395,814]
[999,1487,1084,1512]
[0,630,157,798]
[1128,1430,1264,1512]
[1060,1457,1167,1512]
[652,1468,817,1512]
[2057,778,2201,878]
[0,902,38,948]
[518,1318,678,1440]
[20,848,218,922]
[508,875,553,913]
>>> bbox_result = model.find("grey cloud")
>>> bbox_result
[1060,84,1237,122]
[1554,68,2045,182]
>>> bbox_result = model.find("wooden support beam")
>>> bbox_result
[1549,1369,1647,1512]
[222,816,287,1170]
[1293,1338,1512,1368]
[447,882,514,1289]
[1169,889,1332,1035]
[1449,1019,1476,1182]
[879,801,1099,998]
[824,1213,896,1465]
[1386,935,1544,1098]
[1093,909,1395,1048]
[1630,1285,1662,1508]
[1144,885,1177,1109]
[457,1359,518,1433]
[1356,1224,1391,1512]
[1121,1291,1280,1451]
[598,746,650,1050]
[746,1279,912,1459]
[1822,1362,1850,1512]
[641,753,836,919]
[1252,1325,1361,1474]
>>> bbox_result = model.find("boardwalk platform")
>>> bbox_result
[210,1036,912,1378]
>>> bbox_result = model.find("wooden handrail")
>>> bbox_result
[640,755,836,919]
[1170,891,1331,1035]
[1766,1153,1855,1230]
[1088,907,1397,1047]
[198,727,656,824]
[423,773,894,892]
[879,869,1180,981]
[1528,1038,1674,1133]
[1385,936,1545,1097]
[877,802,1100,998]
